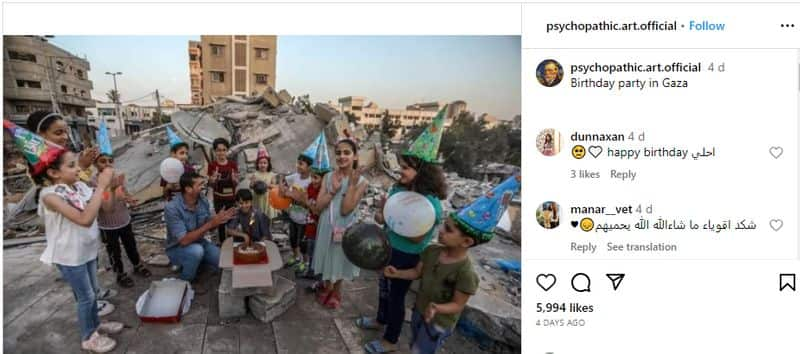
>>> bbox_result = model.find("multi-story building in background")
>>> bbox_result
[188,41,203,105]
[189,36,277,105]
[337,96,465,131]
[3,36,95,146]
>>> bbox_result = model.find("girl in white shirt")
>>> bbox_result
[34,150,125,353]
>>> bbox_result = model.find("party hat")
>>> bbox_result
[3,119,66,176]
[311,133,331,174]
[166,126,183,147]
[302,132,324,161]
[256,143,270,161]
[96,118,113,156]
[451,173,521,245]
[402,105,447,163]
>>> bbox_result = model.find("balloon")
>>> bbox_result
[160,157,184,184]
[342,223,390,271]
[269,187,291,210]
[384,191,436,238]
[253,180,268,195]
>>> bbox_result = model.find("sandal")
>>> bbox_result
[364,339,396,353]
[116,273,134,288]
[133,264,152,277]
[316,288,331,305]
[355,316,382,330]
[324,290,341,309]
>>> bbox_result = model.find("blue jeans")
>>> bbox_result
[166,238,220,281]
[410,310,453,354]
[57,258,100,341]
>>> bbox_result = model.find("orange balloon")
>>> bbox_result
[269,187,292,210]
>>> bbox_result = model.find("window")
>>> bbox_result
[255,47,269,59]
[211,71,225,83]
[9,50,36,62]
[190,54,198,61]
[61,85,68,93]
[56,61,66,73]
[255,74,268,84]
[16,80,42,89]
[80,90,86,97]
[76,70,84,79]
[211,44,224,56]
[15,105,30,113]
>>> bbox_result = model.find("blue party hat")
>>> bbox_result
[451,173,521,245]
[96,118,113,156]
[302,132,324,161]
[166,126,183,147]
[311,132,331,174]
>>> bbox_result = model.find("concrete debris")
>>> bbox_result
[261,86,281,107]
[277,89,292,105]
[313,103,339,123]
[247,275,297,324]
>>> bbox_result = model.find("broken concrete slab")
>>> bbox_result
[261,86,281,108]
[313,103,339,123]
[247,275,296,324]
[277,89,292,105]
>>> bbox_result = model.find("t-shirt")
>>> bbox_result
[38,182,100,266]
[304,183,321,239]
[90,175,132,230]
[385,185,443,255]
[226,208,271,242]
[415,244,480,330]
[209,160,238,202]
[285,173,311,224]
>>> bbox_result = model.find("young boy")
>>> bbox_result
[298,169,323,278]
[281,153,312,271]
[226,189,271,243]
[209,138,239,245]
[94,154,152,288]
[379,174,520,354]
[161,141,194,201]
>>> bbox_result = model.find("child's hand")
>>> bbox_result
[232,170,239,181]
[424,303,439,323]
[383,266,399,278]
[79,146,99,169]
[209,170,220,183]
[96,167,115,190]
[331,171,343,193]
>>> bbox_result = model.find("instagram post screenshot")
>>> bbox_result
[1,3,523,354]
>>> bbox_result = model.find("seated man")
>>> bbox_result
[165,171,237,282]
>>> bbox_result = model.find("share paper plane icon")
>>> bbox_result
[606,273,625,291]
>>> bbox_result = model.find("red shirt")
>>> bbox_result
[208,160,238,202]
[304,183,320,239]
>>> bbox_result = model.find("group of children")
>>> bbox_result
[12,106,519,354]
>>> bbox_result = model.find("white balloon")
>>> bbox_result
[384,191,436,238]
[160,157,184,184]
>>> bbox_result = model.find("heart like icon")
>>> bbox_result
[769,146,783,159]
[770,219,783,231]
[571,221,578,228]
[536,273,556,291]
[588,145,602,158]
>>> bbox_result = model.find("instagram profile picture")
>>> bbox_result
[536,59,563,87]
[537,128,561,156]
[537,201,561,229]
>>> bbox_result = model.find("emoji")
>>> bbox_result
[579,217,594,232]
[572,145,586,159]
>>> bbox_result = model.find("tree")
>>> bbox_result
[438,112,521,178]
[380,111,398,143]
[106,89,120,103]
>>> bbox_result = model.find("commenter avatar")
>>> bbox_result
[537,59,563,87]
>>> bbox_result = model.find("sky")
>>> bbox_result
[50,35,521,120]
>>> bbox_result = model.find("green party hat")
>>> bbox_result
[402,105,447,163]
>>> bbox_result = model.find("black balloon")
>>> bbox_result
[253,181,268,195]
[342,223,391,271]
